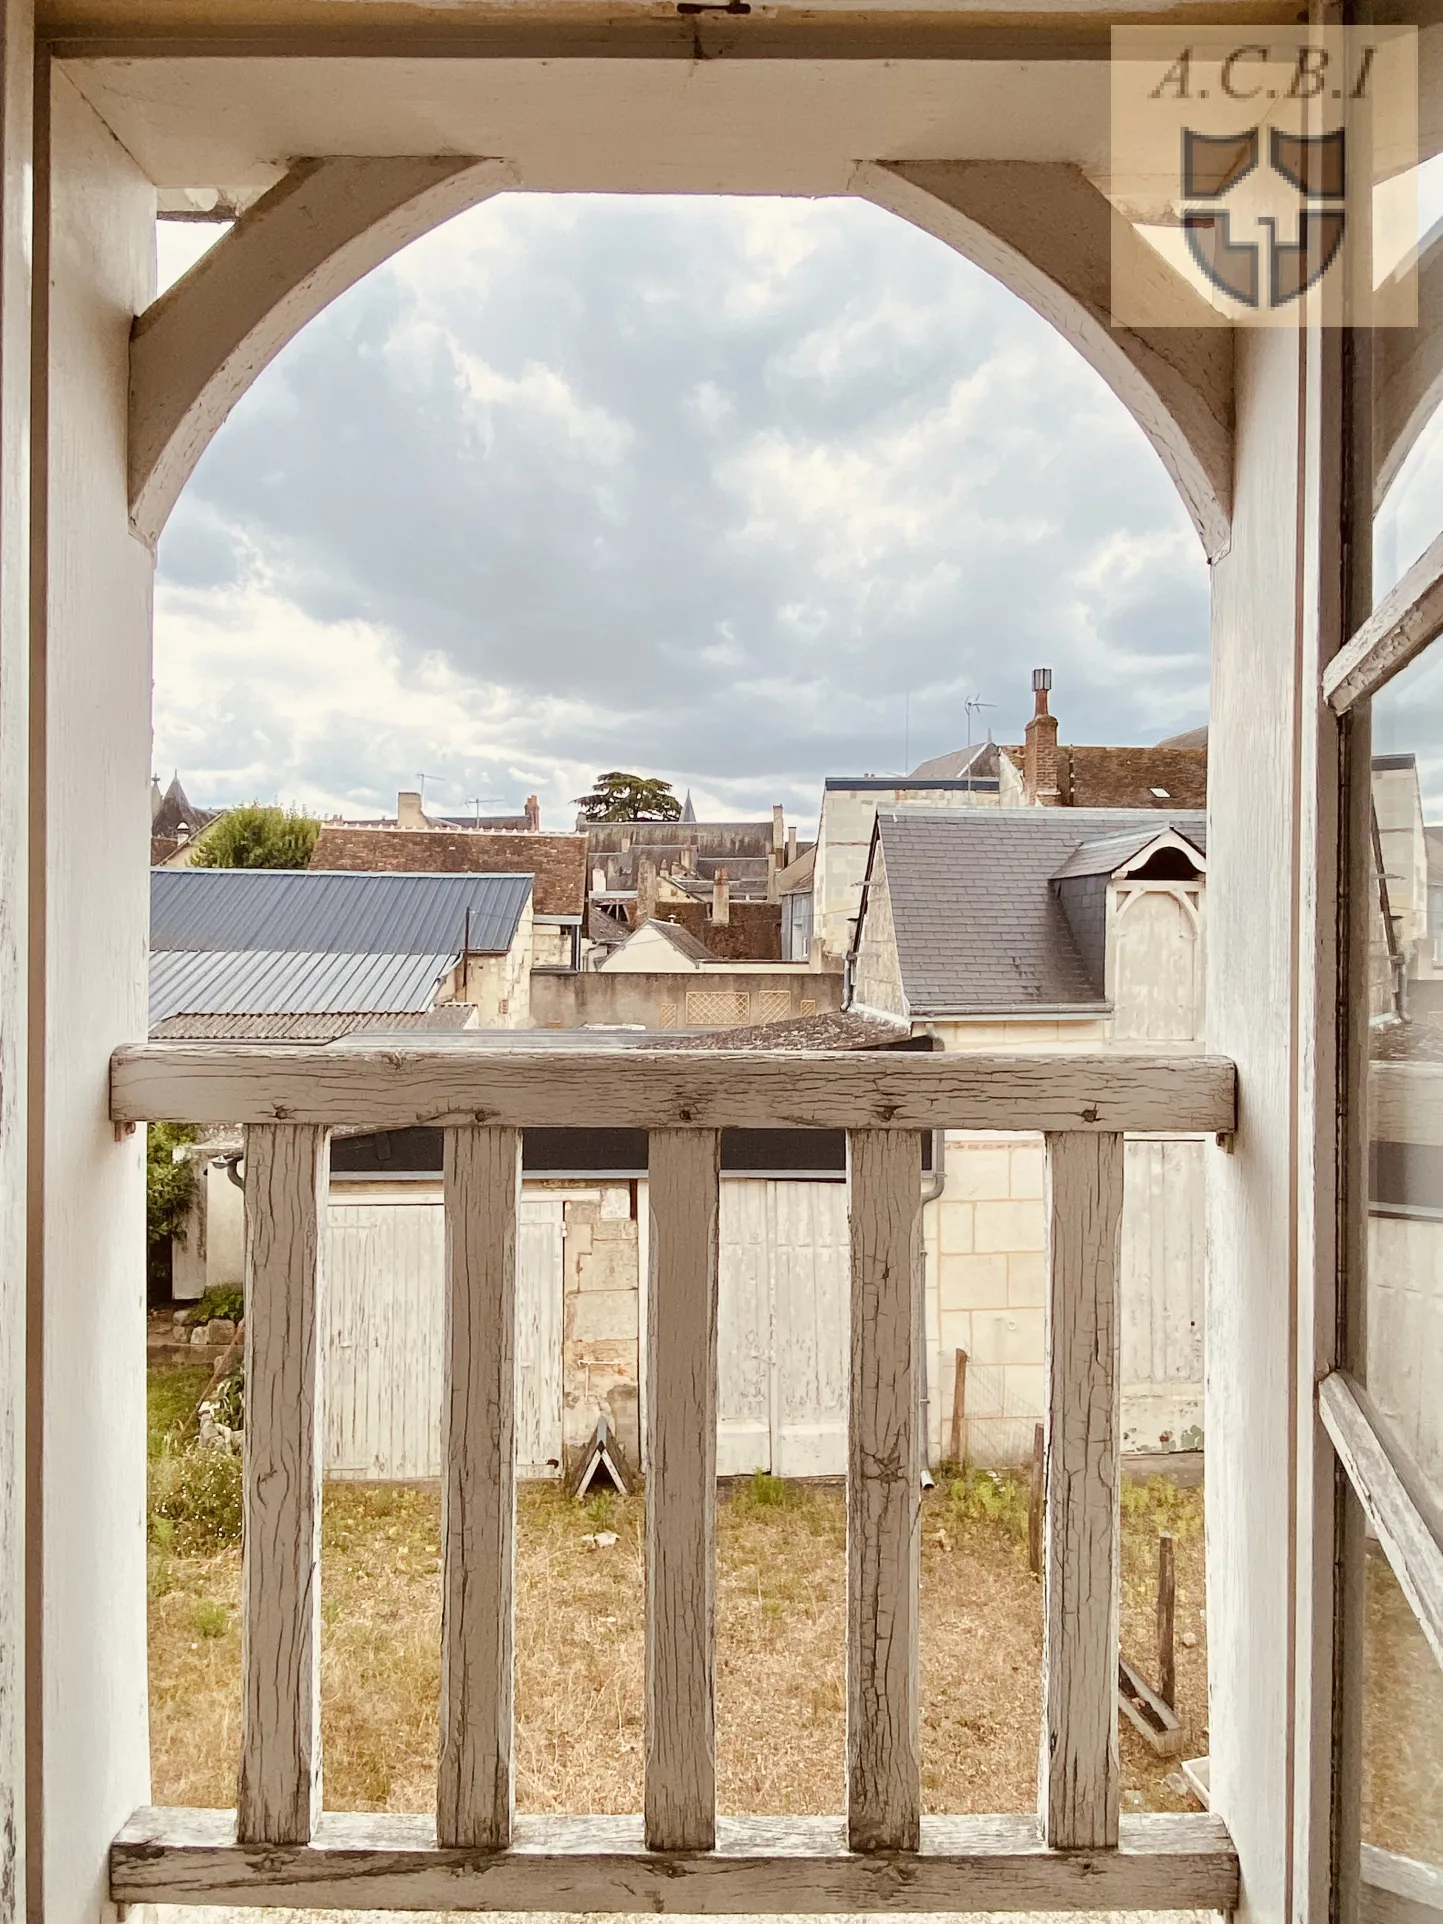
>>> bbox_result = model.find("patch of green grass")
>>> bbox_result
[150,1441,243,1552]
[191,1598,229,1639]
[147,1362,210,1459]
[935,1467,1031,1542]
[1121,1474,1202,1541]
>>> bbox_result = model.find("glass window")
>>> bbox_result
[1347,641,1443,1881]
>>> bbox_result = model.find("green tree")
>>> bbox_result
[191,803,321,869]
[147,1122,199,1255]
[574,772,682,822]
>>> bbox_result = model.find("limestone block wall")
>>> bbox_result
[561,1185,642,1476]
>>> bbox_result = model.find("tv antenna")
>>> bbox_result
[465,794,506,824]
[964,695,995,749]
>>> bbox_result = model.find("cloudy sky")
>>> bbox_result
[154,192,1221,829]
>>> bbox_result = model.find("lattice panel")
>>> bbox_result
[757,990,793,1025]
[685,990,751,1028]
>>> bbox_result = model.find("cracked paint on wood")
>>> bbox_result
[438,1126,520,1850]
[238,1123,328,1845]
[645,1129,720,1851]
[1040,1131,1123,1851]
[846,1130,922,1852]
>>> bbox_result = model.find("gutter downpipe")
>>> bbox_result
[918,1027,945,1478]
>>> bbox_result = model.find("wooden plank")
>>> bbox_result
[947,1347,967,1467]
[1362,1844,1443,1924]
[437,1126,521,1852]
[1039,1132,1123,1851]
[1117,1658,1185,1760]
[645,1130,720,1852]
[237,1122,328,1846]
[1324,523,1443,714]
[109,1044,1238,1136]
[1156,1531,1176,1710]
[1319,1371,1443,1671]
[111,1806,1241,1914]
[846,1129,921,1853]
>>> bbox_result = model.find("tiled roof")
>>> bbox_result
[152,867,532,957]
[1000,744,1207,809]
[310,826,586,918]
[870,807,1206,1017]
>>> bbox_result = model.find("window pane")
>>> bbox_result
[1352,1490,1443,1876]
[1365,646,1443,1508]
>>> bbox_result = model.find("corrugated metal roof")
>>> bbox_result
[149,948,455,1023]
[151,868,532,957]
[149,1005,477,1042]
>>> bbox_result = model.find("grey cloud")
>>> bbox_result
[156,194,1209,807]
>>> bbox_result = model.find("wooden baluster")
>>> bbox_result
[438,1125,521,1851]
[1039,1130,1124,1851]
[644,1129,720,1852]
[237,1122,329,1845]
[846,1129,922,1853]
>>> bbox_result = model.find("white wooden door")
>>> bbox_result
[717,1181,849,1478]
[1119,1139,1205,1452]
[325,1196,564,1480]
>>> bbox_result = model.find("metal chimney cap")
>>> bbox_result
[1032,667,1053,692]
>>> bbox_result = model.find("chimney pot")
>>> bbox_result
[525,793,541,831]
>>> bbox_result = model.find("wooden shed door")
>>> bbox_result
[717,1180,849,1478]
[325,1197,564,1480]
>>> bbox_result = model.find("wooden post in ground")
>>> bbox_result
[1157,1532,1177,1712]
[948,1348,968,1467]
[1028,1422,1044,1576]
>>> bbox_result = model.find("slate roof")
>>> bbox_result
[1050,822,1206,881]
[907,742,999,781]
[640,920,718,963]
[867,808,1207,1018]
[152,868,532,957]
[309,825,586,918]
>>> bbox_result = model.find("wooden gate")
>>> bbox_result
[324,1197,565,1479]
[717,1179,849,1477]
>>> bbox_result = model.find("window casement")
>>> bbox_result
[1324,304,1443,1915]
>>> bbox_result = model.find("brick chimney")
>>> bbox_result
[524,794,541,830]
[711,868,730,926]
[1023,668,1060,806]
[397,789,430,829]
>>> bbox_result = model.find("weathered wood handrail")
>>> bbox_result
[115,1045,1240,1910]
[109,1043,1236,1134]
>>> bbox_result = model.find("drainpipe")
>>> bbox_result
[917,1030,946,1482]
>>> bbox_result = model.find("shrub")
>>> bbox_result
[184,1285,245,1327]
[147,1123,198,1253]
[192,1598,230,1639]
[192,803,320,870]
[938,1466,1031,1542]
[149,1441,243,1553]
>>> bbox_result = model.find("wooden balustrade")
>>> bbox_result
[110,1046,1239,1915]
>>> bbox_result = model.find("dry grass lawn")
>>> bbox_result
[150,1373,1209,1819]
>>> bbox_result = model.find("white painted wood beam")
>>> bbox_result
[1319,1371,1443,1672]
[111,1807,1241,1912]
[1039,1132,1123,1851]
[846,1129,921,1853]
[237,1122,329,1845]
[1325,522,1443,713]
[109,1044,1238,1135]
[128,154,512,544]
[644,1130,720,1851]
[437,1126,521,1851]
[858,160,1233,560]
